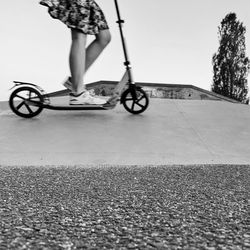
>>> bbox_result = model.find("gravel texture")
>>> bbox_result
[0,165,249,249]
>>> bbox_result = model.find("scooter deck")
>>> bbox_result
[41,103,115,110]
[25,99,116,111]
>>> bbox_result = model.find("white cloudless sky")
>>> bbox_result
[0,0,250,101]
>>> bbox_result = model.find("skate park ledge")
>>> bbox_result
[90,81,242,103]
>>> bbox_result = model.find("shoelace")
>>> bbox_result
[87,89,96,97]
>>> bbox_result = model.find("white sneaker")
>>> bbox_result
[69,91,106,105]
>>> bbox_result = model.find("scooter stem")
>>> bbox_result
[114,0,134,84]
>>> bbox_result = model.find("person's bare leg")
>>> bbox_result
[69,29,87,94]
[85,29,111,72]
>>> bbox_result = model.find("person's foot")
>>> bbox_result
[69,91,106,105]
[63,77,73,91]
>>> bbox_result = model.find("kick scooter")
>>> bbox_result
[9,0,149,118]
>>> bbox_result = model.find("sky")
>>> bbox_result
[0,0,250,101]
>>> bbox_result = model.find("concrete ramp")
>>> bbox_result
[0,98,250,166]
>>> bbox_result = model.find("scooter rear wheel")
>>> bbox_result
[9,86,44,118]
[121,87,149,114]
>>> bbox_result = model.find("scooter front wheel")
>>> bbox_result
[9,86,44,118]
[121,87,149,114]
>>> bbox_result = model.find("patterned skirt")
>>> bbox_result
[39,0,109,35]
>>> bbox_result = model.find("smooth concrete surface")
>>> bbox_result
[0,98,250,166]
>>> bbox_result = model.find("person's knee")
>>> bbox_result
[104,30,112,45]
[97,30,111,47]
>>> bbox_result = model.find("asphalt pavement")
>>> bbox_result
[0,165,249,249]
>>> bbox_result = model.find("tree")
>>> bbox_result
[212,13,250,103]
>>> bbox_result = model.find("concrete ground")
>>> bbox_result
[0,97,250,166]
